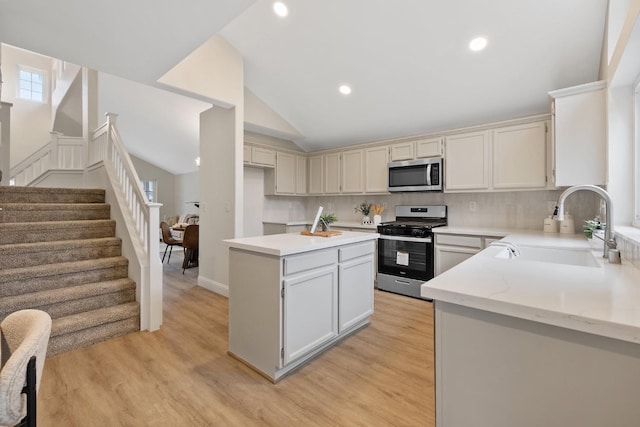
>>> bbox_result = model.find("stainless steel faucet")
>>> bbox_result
[557,185,615,258]
[489,241,521,257]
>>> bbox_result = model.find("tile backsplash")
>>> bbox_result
[615,226,640,268]
[305,190,600,233]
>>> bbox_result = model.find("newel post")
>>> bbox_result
[50,131,62,169]
[147,202,163,331]
[105,112,118,161]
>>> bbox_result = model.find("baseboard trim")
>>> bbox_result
[198,276,229,298]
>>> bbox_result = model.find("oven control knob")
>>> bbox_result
[411,229,425,238]
[383,228,393,235]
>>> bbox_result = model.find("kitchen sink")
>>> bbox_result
[494,245,601,268]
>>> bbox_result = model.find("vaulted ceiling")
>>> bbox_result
[0,0,608,173]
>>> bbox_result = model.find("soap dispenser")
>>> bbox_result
[559,212,575,234]
[543,216,559,233]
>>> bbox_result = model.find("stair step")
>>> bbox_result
[0,257,129,297]
[0,219,115,244]
[0,237,122,269]
[0,186,105,204]
[0,203,111,223]
[51,302,140,337]
[0,278,136,320]
[48,312,140,356]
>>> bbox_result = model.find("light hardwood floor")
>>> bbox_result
[38,252,435,426]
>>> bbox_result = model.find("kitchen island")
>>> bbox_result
[422,232,640,427]
[225,231,379,381]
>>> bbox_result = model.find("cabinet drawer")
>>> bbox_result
[339,241,375,262]
[284,249,338,276]
[435,234,482,249]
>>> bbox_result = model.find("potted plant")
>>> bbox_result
[319,213,338,231]
[355,202,373,225]
[583,216,604,239]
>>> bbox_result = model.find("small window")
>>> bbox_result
[142,180,157,203]
[17,65,46,103]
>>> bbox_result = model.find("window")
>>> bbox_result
[142,180,157,203]
[17,65,46,103]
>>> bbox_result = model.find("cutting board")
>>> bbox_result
[300,230,342,237]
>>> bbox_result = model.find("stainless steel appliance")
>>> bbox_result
[377,205,447,299]
[388,157,443,192]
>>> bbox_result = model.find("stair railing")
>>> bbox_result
[10,132,84,186]
[89,113,162,331]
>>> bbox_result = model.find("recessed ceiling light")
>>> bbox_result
[469,37,488,52]
[273,2,288,17]
[339,85,352,95]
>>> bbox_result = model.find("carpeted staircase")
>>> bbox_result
[0,186,140,355]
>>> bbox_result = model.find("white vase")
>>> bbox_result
[373,215,382,226]
[362,216,372,225]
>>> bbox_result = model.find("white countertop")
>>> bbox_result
[422,231,640,345]
[225,230,379,256]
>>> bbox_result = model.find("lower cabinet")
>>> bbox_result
[229,240,375,381]
[435,233,505,276]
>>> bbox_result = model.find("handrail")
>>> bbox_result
[89,113,162,330]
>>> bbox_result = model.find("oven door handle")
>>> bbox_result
[379,235,432,243]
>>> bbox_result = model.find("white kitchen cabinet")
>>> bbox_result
[434,233,503,276]
[389,141,415,161]
[275,152,296,194]
[283,265,339,364]
[444,131,491,191]
[228,238,376,381]
[549,81,606,186]
[308,155,323,194]
[364,146,389,193]
[249,146,276,167]
[296,155,307,194]
[492,122,547,189]
[416,137,443,158]
[341,149,364,193]
[324,153,341,194]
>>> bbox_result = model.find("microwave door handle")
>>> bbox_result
[426,164,432,186]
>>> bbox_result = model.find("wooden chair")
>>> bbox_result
[0,309,52,427]
[182,224,199,274]
[160,221,182,263]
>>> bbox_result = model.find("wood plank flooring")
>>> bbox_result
[38,253,435,426]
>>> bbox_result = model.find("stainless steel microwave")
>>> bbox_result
[388,157,443,192]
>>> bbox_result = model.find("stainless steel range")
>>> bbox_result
[377,205,447,299]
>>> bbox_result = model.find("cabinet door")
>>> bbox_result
[493,122,547,189]
[275,152,296,194]
[296,156,307,194]
[308,155,323,194]
[283,266,338,364]
[324,153,341,194]
[339,256,374,332]
[551,82,606,186]
[341,149,364,193]
[364,146,389,193]
[416,137,443,158]
[435,245,480,276]
[389,141,415,161]
[251,147,276,167]
[444,131,490,191]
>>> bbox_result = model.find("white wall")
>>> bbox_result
[175,171,200,216]
[130,155,176,220]
[1,45,53,167]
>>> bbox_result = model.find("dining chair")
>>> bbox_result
[160,221,182,263]
[0,309,52,427]
[182,224,199,274]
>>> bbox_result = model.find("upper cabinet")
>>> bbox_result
[308,155,324,194]
[389,141,415,161]
[341,149,364,193]
[445,131,491,191]
[444,120,548,193]
[263,150,307,196]
[549,81,606,186]
[364,146,389,193]
[492,122,547,189]
[246,146,276,168]
[324,153,341,194]
[416,137,444,158]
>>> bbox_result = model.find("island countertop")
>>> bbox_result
[225,231,379,256]
[422,232,640,345]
